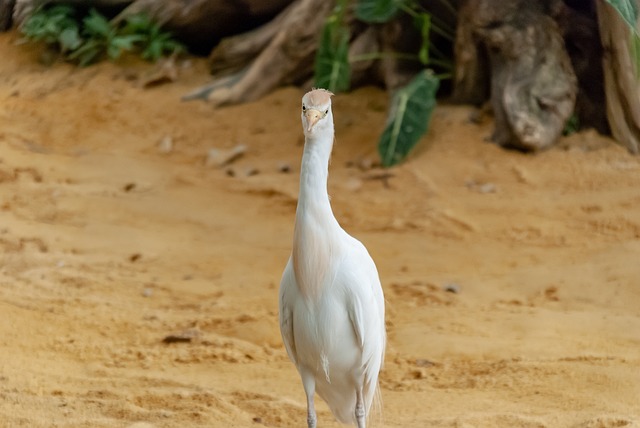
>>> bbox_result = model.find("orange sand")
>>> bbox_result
[0,31,639,427]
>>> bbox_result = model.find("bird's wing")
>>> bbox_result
[348,291,365,350]
[339,240,386,414]
[279,258,298,366]
[339,240,386,365]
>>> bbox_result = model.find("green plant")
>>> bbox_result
[379,70,439,167]
[67,9,144,66]
[313,0,455,167]
[121,14,184,61]
[21,5,184,66]
[562,113,580,136]
[20,5,82,53]
[314,0,351,93]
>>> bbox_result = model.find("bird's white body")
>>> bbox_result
[279,89,386,428]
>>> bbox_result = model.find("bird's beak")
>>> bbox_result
[305,109,322,132]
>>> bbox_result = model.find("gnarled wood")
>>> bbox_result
[452,0,490,105]
[114,0,292,52]
[207,0,297,78]
[185,0,332,108]
[455,0,577,151]
[597,0,640,154]
[13,0,131,26]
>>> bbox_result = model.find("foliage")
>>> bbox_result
[21,5,184,66]
[66,9,144,66]
[562,113,580,136]
[313,0,454,167]
[605,0,640,77]
[314,0,351,93]
[378,71,439,167]
[355,0,404,23]
[20,5,82,53]
[122,14,184,61]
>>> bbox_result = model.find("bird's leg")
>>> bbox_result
[306,393,317,428]
[301,370,317,428]
[355,387,366,428]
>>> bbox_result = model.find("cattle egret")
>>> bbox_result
[279,89,386,428]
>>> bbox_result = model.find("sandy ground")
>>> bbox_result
[0,31,639,428]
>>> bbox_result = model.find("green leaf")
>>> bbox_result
[22,6,183,65]
[356,0,403,23]
[67,39,103,66]
[142,39,162,61]
[106,35,137,59]
[314,17,351,92]
[562,113,580,136]
[106,42,121,60]
[47,5,76,20]
[83,9,111,38]
[58,26,82,52]
[378,70,439,167]
[112,34,144,49]
[122,14,154,34]
[21,5,81,51]
[605,0,639,35]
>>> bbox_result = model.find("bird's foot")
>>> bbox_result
[307,411,317,428]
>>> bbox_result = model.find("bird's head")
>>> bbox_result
[301,88,334,137]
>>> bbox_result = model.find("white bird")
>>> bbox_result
[279,89,386,428]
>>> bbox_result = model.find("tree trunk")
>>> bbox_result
[454,0,577,151]
[452,0,490,105]
[597,0,640,154]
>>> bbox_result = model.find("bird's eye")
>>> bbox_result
[324,109,329,115]
[302,105,306,112]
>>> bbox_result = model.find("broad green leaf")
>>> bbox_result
[356,0,403,23]
[314,4,351,93]
[378,70,439,167]
[605,0,639,35]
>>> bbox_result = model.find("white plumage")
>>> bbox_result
[279,89,386,428]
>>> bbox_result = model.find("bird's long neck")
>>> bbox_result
[297,131,337,223]
[292,126,342,300]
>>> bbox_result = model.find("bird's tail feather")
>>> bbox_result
[368,382,384,427]
[316,377,357,424]
[317,377,382,425]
